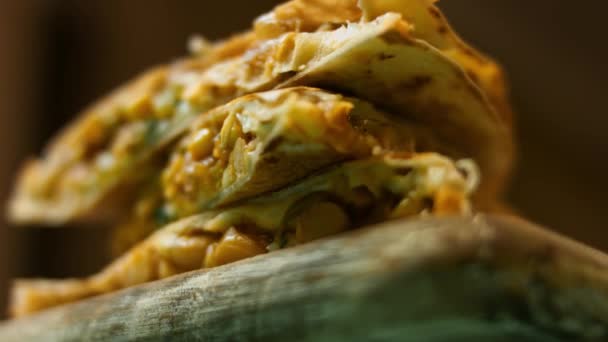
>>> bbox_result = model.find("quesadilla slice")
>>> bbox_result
[257,0,511,124]
[109,86,451,255]
[162,87,451,217]
[10,153,478,317]
[6,32,256,225]
[6,2,357,226]
[357,0,512,122]
[9,0,511,226]
[277,12,512,203]
[256,0,513,201]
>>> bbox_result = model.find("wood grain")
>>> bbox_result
[1,215,608,341]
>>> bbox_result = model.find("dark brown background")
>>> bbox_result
[1,1,607,318]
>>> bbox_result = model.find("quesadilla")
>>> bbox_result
[162,87,451,217]
[10,153,477,317]
[7,0,515,318]
[9,0,511,225]
[111,86,453,255]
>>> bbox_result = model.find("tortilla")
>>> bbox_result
[10,153,477,317]
[108,85,445,255]
[162,87,452,217]
[258,0,512,125]
[279,13,512,204]
[108,85,458,255]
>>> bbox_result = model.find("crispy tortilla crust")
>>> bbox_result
[10,153,476,317]
[357,0,513,124]
[263,0,512,126]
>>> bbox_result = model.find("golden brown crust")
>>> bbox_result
[110,86,453,255]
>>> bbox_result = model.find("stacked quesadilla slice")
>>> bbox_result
[7,0,514,317]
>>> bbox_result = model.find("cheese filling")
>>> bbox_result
[162,88,442,217]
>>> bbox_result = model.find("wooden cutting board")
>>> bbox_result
[1,215,607,341]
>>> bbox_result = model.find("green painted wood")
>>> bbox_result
[1,215,608,341]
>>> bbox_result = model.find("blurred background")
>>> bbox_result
[0,1,606,318]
